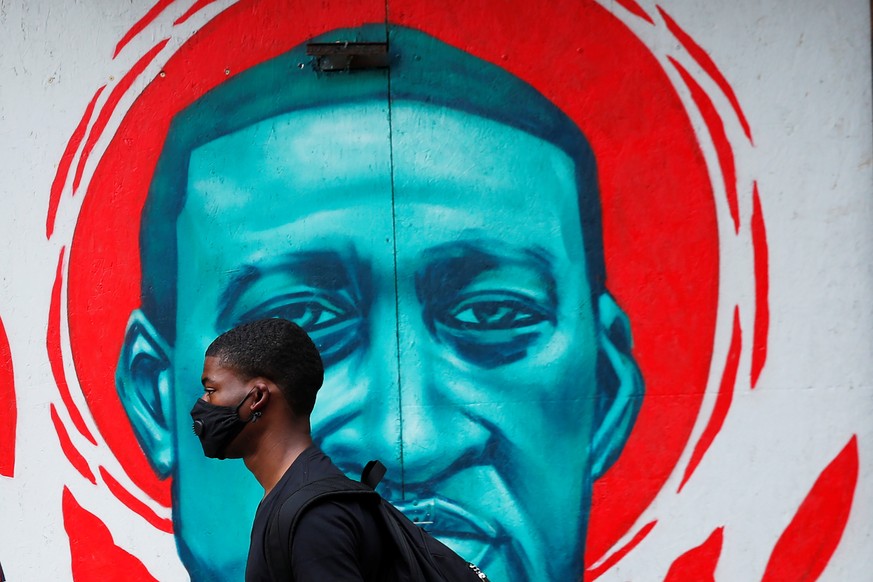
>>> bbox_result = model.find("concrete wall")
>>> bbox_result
[0,0,870,580]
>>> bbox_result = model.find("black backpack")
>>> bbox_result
[265,460,490,581]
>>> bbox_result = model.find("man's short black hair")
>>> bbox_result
[205,318,324,416]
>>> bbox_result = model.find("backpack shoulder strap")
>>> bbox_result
[265,475,378,580]
[361,460,386,489]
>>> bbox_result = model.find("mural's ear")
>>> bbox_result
[590,292,644,480]
[115,310,175,478]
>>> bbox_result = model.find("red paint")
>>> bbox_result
[762,436,859,582]
[750,182,769,387]
[679,307,741,492]
[62,487,160,582]
[46,86,106,239]
[586,520,657,580]
[174,0,221,25]
[51,404,96,484]
[73,39,169,194]
[615,0,654,24]
[670,56,739,233]
[48,248,97,446]
[99,466,174,534]
[0,316,15,477]
[65,0,720,562]
[114,0,176,58]
[657,6,752,143]
[664,527,724,582]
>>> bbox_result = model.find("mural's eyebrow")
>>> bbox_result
[414,239,558,306]
[418,240,557,277]
[217,264,260,324]
[215,251,360,329]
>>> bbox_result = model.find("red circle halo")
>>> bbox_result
[65,0,718,568]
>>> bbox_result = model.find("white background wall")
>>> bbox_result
[1,1,871,580]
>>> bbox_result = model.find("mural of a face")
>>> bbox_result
[116,27,643,581]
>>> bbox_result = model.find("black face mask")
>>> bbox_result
[190,390,260,460]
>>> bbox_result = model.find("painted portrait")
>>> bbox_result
[43,0,806,580]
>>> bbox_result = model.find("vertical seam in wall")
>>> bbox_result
[383,10,406,497]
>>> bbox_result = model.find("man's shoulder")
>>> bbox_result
[267,457,379,541]
[289,491,387,578]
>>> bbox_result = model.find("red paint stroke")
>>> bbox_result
[63,487,160,582]
[615,0,654,24]
[73,39,169,194]
[115,0,176,58]
[99,466,174,533]
[0,316,15,477]
[664,527,724,582]
[762,436,859,582]
[48,248,97,446]
[657,6,752,143]
[51,404,96,484]
[679,307,741,492]
[670,56,739,233]
[174,0,221,25]
[750,182,769,388]
[586,520,657,580]
[46,86,106,239]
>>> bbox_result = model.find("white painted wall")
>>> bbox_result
[0,1,870,580]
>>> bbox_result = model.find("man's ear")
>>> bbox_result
[115,310,175,478]
[249,380,270,415]
[590,292,644,480]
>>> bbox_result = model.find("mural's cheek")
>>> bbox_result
[393,327,596,580]
[431,455,588,580]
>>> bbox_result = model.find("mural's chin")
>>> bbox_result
[393,496,498,561]
[388,466,538,579]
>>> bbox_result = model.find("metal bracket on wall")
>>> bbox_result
[307,42,389,72]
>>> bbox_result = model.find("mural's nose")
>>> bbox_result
[315,294,405,477]
[394,316,490,490]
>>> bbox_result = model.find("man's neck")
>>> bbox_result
[244,428,313,496]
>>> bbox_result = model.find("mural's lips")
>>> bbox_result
[393,496,499,565]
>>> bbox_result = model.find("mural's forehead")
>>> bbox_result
[184,99,580,228]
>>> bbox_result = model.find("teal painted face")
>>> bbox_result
[167,99,602,580]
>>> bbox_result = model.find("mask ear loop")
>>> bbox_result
[235,389,262,423]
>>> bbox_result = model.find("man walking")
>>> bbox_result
[190,318,388,580]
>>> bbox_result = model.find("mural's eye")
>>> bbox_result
[445,293,550,330]
[431,291,555,368]
[276,298,344,330]
[238,292,363,367]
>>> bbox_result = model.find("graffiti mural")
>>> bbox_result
[118,25,651,580]
[0,0,869,580]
